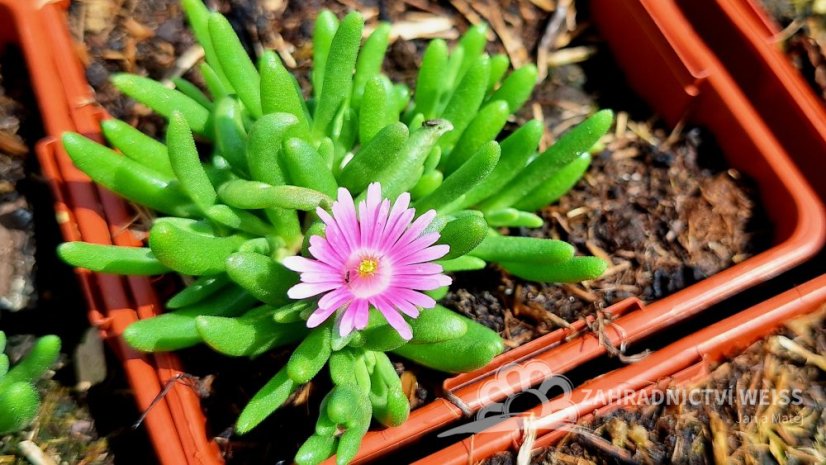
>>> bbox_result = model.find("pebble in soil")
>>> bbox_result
[484,304,826,465]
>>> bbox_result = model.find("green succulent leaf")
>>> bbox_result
[441,100,510,175]
[225,252,297,305]
[283,138,338,197]
[312,10,340,99]
[436,256,487,272]
[352,23,391,108]
[287,326,333,384]
[0,335,60,390]
[124,286,256,352]
[502,256,608,283]
[480,109,613,212]
[0,382,39,435]
[487,64,538,112]
[313,12,364,136]
[213,96,250,176]
[413,39,449,119]
[487,53,510,92]
[339,122,409,194]
[236,366,296,434]
[62,132,196,217]
[196,305,307,357]
[438,54,491,150]
[111,73,211,136]
[218,180,332,211]
[470,235,575,265]
[513,153,592,212]
[101,119,174,178]
[416,140,500,212]
[182,0,231,90]
[295,433,338,465]
[456,23,489,83]
[149,219,247,276]
[393,311,503,373]
[374,120,453,200]
[208,12,262,118]
[461,119,543,208]
[57,242,171,275]
[168,112,217,210]
[484,208,544,228]
[166,273,231,309]
[260,51,311,134]
[435,212,488,260]
[172,77,213,110]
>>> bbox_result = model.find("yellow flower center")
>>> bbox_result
[357,258,379,277]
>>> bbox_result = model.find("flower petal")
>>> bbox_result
[318,287,352,310]
[392,209,437,251]
[309,235,347,267]
[351,299,370,330]
[391,275,451,290]
[392,288,437,309]
[339,302,358,337]
[390,232,441,260]
[372,294,412,340]
[384,294,420,318]
[394,263,444,275]
[287,282,339,299]
[332,187,360,248]
[282,256,337,274]
[395,244,450,265]
[307,306,338,328]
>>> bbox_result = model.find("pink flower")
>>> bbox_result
[283,183,452,340]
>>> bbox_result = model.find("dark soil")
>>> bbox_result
[0,51,35,312]
[65,0,772,463]
[442,37,771,347]
[484,305,826,465]
[757,0,826,100]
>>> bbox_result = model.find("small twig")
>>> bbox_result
[566,425,640,464]
[133,373,205,429]
[771,18,804,44]
[771,335,826,371]
[516,413,537,465]
[162,45,205,84]
[443,389,474,417]
[537,0,569,81]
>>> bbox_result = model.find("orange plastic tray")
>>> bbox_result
[416,274,826,464]
[675,0,826,200]
[18,0,826,463]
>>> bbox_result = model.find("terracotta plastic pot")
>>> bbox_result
[674,0,826,200]
[417,273,826,464]
[26,0,826,464]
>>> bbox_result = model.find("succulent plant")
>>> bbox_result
[56,2,612,463]
[0,332,60,434]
